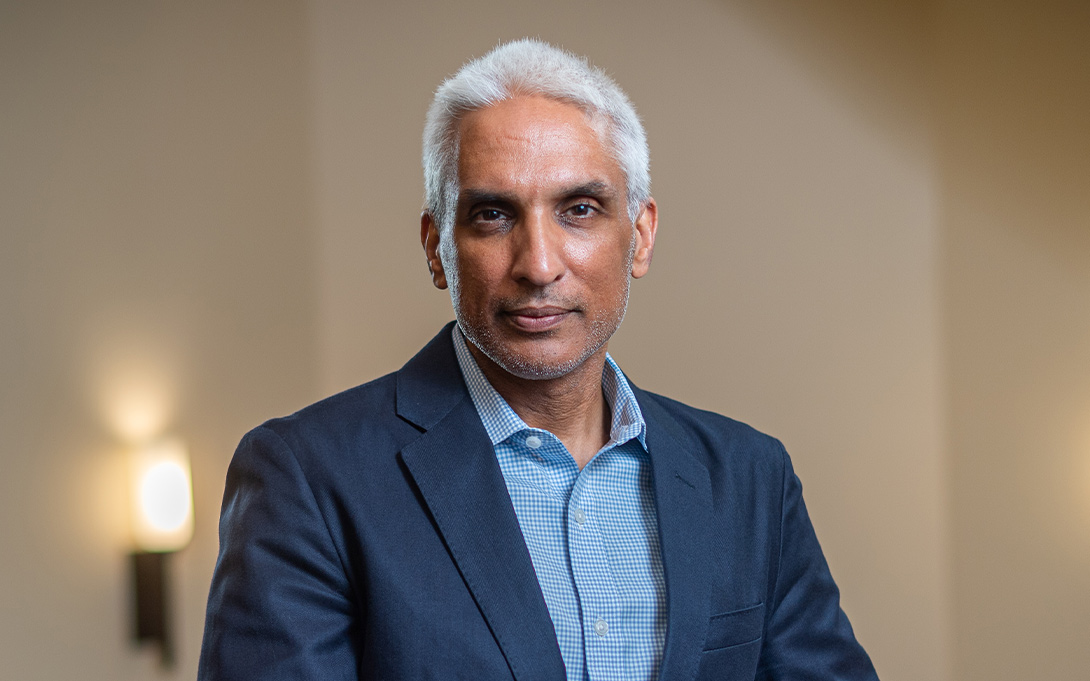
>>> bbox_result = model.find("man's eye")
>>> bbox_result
[477,209,504,221]
[568,203,595,217]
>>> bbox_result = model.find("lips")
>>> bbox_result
[504,305,573,331]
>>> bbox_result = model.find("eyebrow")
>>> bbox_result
[458,189,516,208]
[563,181,617,201]
[458,181,619,208]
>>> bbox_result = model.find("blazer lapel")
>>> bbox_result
[636,389,716,681]
[396,325,567,681]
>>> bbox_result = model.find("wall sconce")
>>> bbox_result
[129,437,193,667]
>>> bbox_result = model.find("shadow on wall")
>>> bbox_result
[935,3,1090,681]
[720,2,1090,681]
[726,0,932,160]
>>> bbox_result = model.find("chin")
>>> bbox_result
[482,337,591,380]
[462,327,599,381]
[490,352,586,381]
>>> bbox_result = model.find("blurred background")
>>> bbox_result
[2,0,1088,679]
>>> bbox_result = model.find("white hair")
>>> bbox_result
[422,39,651,236]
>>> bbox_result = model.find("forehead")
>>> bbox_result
[455,96,622,195]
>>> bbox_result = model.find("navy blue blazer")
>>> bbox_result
[199,323,878,680]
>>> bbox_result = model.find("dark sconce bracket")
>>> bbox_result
[131,551,174,668]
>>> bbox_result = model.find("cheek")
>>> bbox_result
[563,231,608,265]
[450,251,501,309]
[571,234,634,283]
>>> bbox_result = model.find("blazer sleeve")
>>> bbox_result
[756,445,880,680]
[198,425,360,681]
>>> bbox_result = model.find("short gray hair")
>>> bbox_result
[422,39,650,234]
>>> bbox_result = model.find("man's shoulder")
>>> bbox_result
[250,371,408,454]
[236,324,464,468]
[635,387,790,478]
[637,387,783,449]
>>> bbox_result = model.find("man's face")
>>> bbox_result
[421,95,657,380]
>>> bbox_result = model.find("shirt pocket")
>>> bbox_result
[702,602,765,651]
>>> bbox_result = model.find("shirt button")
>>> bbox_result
[573,507,585,525]
[594,619,609,636]
[525,435,542,449]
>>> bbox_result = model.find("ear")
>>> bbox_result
[630,198,658,279]
[420,211,448,290]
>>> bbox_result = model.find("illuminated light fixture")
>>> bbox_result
[129,437,193,667]
[131,438,193,551]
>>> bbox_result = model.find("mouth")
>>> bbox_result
[504,305,573,332]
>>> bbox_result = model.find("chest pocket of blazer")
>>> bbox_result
[702,602,765,651]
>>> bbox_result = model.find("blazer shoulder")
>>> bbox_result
[637,388,790,478]
[246,371,412,467]
[233,324,466,477]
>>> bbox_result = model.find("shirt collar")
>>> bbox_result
[451,324,647,451]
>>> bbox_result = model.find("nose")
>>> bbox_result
[510,209,565,287]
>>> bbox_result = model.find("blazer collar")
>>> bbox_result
[394,321,466,431]
[634,386,716,681]
[396,324,716,681]
[396,323,567,681]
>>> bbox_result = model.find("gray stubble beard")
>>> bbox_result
[443,230,636,381]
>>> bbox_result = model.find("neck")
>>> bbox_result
[468,344,612,470]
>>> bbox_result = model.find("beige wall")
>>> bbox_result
[2,0,1087,680]
[937,1,1090,679]
[0,1,319,679]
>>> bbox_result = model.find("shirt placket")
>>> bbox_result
[566,461,626,681]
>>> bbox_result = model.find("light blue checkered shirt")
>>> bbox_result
[452,325,667,681]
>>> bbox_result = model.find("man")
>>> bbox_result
[199,39,878,681]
